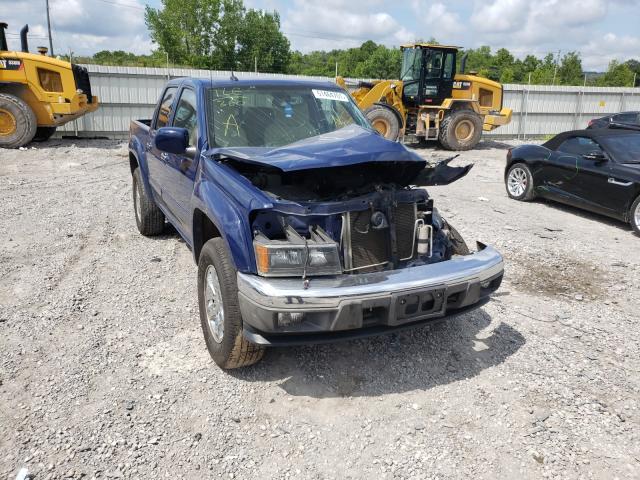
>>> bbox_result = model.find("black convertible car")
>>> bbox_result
[505,129,640,234]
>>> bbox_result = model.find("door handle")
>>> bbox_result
[607,178,633,187]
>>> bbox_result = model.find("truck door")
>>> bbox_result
[420,49,454,106]
[162,87,200,228]
[148,86,178,203]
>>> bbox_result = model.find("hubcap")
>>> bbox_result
[508,167,528,197]
[204,265,224,343]
[134,181,142,222]
[455,119,474,142]
[372,118,390,137]
[0,108,17,136]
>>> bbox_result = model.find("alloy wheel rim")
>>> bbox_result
[204,265,224,343]
[635,202,640,228]
[508,167,528,197]
[0,108,17,136]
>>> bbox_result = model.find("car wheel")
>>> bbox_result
[630,196,640,236]
[0,93,37,148]
[198,238,265,369]
[132,167,165,236]
[505,163,536,201]
[364,106,401,141]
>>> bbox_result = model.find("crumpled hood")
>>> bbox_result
[208,125,426,171]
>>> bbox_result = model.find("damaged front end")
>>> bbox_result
[221,152,473,278]
[209,149,504,344]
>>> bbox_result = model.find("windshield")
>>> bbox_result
[599,134,640,163]
[400,48,421,82]
[206,85,370,148]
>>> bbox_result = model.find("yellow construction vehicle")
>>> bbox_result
[0,23,98,148]
[337,43,512,150]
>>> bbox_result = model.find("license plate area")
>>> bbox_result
[389,287,446,326]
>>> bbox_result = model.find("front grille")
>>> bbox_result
[345,203,417,273]
[71,64,93,103]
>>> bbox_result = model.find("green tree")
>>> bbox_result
[557,52,583,85]
[598,60,635,87]
[145,0,290,71]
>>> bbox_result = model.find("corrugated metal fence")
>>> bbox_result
[59,64,640,139]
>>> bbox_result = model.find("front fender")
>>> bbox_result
[192,179,257,273]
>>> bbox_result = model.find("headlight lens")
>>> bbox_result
[38,68,63,92]
[254,238,342,277]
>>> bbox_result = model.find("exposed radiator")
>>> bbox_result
[343,203,417,273]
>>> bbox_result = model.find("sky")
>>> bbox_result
[1,0,639,71]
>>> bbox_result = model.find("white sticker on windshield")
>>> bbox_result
[312,89,349,102]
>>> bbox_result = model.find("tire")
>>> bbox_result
[505,163,536,201]
[438,110,483,151]
[364,106,401,141]
[0,93,37,148]
[198,238,265,369]
[630,196,640,236]
[32,126,57,142]
[445,222,470,255]
[132,167,165,236]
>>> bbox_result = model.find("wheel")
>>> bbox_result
[32,126,57,142]
[364,106,400,141]
[0,93,37,148]
[444,222,470,255]
[132,167,165,236]
[630,196,640,236]
[505,163,536,201]
[198,238,265,369]
[438,110,483,151]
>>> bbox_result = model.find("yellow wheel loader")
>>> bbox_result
[0,23,99,148]
[337,43,512,150]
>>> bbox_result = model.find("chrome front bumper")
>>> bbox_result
[237,244,504,345]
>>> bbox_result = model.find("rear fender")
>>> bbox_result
[128,136,155,202]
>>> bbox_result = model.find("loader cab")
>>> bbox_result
[400,44,457,108]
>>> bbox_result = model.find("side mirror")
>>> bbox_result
[582,150,607,162]
[154,127,196,157]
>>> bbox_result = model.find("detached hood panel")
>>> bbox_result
[210,125,472,187]
[211,125,426,171]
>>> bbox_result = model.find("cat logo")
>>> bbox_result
[0,58,22,70]
[453,81,471,90]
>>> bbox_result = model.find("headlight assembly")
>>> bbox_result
[254,226,341,277]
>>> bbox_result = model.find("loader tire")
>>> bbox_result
[0,93,37,148]
[33,126,57,142]
[364,106,400,141]
[198,238,265,369]
[132,167,165,236]
[438,110,483,151]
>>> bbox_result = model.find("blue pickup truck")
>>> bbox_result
[129,77,504,369]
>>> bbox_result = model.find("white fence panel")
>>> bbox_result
[59,66,640,139]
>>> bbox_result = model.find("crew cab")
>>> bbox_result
[128,77,504,369]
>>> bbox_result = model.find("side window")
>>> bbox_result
[155,87,177,129]
[425,50,443,79]
[614,113,638,124]
[557,136,602,155]
[443,52,455,79]
[172,89,198,148]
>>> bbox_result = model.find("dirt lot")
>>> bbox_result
[1,138,639,480]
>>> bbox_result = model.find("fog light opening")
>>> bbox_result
[277,312,306,327]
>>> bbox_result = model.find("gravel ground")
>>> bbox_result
[1,138,639,480]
